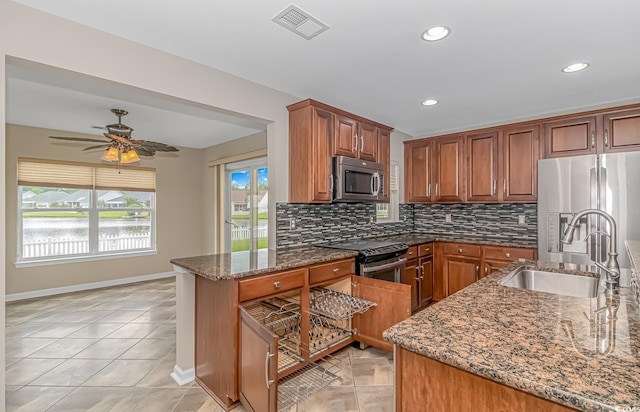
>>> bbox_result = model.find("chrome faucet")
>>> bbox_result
[561,209,620,293]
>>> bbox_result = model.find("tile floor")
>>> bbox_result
[5,278,394,411]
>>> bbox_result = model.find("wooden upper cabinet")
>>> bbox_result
[378,128,391,202]
[466,131,498,202]
[434,135,465,202]
[542,115,597,158]
[404,140,432,203]
[288,104,333,203]
[602,108,640,153]
[333,115,378,161]
[359,122,379,161]
[334,114,358,158]
[501,124,539,202]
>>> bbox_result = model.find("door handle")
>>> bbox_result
[503,179,506,195]
[435,183,439,197]
[353,135,358,152]
[493,180,497,196]
[427,183,431,197]
[475,265,479,281]
[329,174,334,195]
[484,266,488,275]
[265,352,275,388]
[360,136,364,153]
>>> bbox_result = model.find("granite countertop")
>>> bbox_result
[170,245,357,281]
[384,259,640,411]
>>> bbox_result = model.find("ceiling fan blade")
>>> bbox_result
[134,147,155,157]
[139,140,180,152]
[49,136,107,143]
[82,144,110,151]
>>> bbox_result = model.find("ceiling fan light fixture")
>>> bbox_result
[101,146,119,162]
[120,149,140,164]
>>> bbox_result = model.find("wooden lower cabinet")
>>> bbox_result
[401,259,420,312]
[196,258,411,412]
[402,244,434,313]
[395,347,576,411]
[444,255,481,296]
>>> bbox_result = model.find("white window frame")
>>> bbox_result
[16,158,157,266]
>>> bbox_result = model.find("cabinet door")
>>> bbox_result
[602,108,640,153]
[359,123,379,161]
[543,115,597,158]
[404,141,432,203]
[482,260,509,278]
[419,256,434,307]
[444,255,480,296]
[466,131,498,202]
[239,307,277,412]
[401,260,420,312]
[377,129,391,201]
[501,125,539,201]
[334,114,359,158]
[434,135,465,202]
[352,276,411,352]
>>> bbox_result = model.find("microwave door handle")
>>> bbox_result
[372,172,380,196]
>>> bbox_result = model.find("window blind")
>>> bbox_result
[18,158,156,192]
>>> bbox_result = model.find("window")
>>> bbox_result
[376,161,400,223]
[17,158,156,263]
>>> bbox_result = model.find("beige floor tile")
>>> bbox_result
[25,323,87,338]
[6,386,74,412]
[296,385,359,412]
[356,385,394,412]
[5,385,23,395]
[46,386,133,412]
[109,387,187,412]
[131,308,176,323]
[65,323,124,338]
[118,338,175,360]
[82,359,160,387]
[349,346,393,360]
[29,358,112,386]
[73,338,140,359]
[28,338,98,358]
[350,357,394,386]
[5,337,58,358]
[172,387,222,411]
[5,358,66,386]
[136,358,182,388]
[97,310,146,323]
[5,322,55,338]
[105,322,160,338]
[146,324,176,339]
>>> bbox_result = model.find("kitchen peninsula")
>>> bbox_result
[384,256,640,411]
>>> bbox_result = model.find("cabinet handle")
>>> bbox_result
[493,180,497,196]
[485,266,488,275]
[505,252,511,258]
[435,183,439,197]
[604,130,609,147]
[591,130,596,149]
[458,248,463,253]
[274,281,281,289]
[265,352,275,388]
[332,268,340,273]
[427,183,431,197]
[475,265,479,281]
[415,265,421,281]
[329,174,334,195]
[503,179,506,195]
[360,136,364,152]
[353,134,358,152]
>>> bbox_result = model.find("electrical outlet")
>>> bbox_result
[370,216,376,223]
[289,218,296,230]
[445,213,452,223]
[518,215,526,225]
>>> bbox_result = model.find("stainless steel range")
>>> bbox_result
[322,240,408,282]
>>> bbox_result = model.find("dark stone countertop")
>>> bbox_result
[170,245,357,281]
[383,259,640,411]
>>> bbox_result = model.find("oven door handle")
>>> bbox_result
[361,258,407,273]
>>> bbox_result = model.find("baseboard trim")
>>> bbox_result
[5,271,176,302]
[171,365,195,386]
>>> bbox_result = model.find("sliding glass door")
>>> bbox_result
[225,157,268,253]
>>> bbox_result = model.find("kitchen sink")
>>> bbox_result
[498,267,599,298]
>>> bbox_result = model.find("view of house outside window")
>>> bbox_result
[229,166,268,252]
[19,186,155,261]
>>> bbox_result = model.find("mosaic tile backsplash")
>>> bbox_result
[276,202,537,248]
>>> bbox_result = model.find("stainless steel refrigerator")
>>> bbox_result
[538,152,640,269]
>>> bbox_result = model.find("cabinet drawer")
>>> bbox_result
[404,246,418,259]
[442,243,482,258]
[239,269,306,302]
[418,243,433,256]
[483,246,536,261]
[309,259,355,285]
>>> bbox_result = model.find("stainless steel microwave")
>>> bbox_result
[332,156,384,202]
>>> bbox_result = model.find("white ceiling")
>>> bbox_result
[7,0,640,145]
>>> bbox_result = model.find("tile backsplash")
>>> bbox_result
[276,202,537,248]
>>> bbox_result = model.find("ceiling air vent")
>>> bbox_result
[272,4,329,40]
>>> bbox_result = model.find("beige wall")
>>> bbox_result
[202,131,267,253]
[0,4,7,397]
[5,124,207,294]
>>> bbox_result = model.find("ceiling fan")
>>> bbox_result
[49,108,179,164]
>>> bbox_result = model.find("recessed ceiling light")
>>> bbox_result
[421,26,450,42]
[562,62,590,73]
[421,99,439,106]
